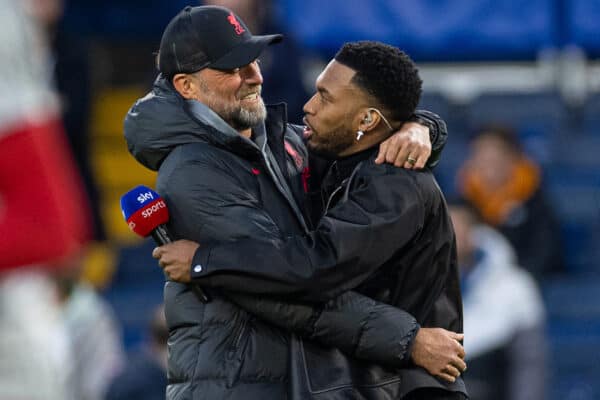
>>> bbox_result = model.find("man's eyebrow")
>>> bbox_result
[317,85,333,98]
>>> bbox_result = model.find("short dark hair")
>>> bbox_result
[335,41,422,122]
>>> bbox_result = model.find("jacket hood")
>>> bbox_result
[124,75,259,171]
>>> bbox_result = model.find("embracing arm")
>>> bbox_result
[189,166,425,301]
[373,109,447,169]
[227,290,420,368]
[227,290,464,380]
[156,239,465,380]
[410,109,447,169]
[158,160,465,379]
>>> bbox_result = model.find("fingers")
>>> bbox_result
[403,142,430,170]
[451,356,467,373]
[436,372,456,383]
[152,246,163,259]
[393,143,412,167]
[375,141,388,164]
[456,344,466,359]
[377,124,432,169]
[152,246,171,270]
[448,331,466,358]
[444,364,461,379]
[386,136,407,165]
[412,146,431,169]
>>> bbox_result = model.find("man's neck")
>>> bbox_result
[337,128,391,158]
[239,128,252,139]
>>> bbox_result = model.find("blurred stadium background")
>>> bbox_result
[38,0,600,398]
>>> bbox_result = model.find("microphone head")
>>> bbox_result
[120,185,169,237]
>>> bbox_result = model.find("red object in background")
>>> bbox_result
[0,118,92,272]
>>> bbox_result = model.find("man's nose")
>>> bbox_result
[242,61,263,85]
[303,94,317,115]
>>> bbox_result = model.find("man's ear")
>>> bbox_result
[358,109,380,133]
[172,74,195,99]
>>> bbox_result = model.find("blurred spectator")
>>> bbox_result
[55,250,126,400]
[202,0,310,123]
[0,0,91,398]
[449,201,547,400]
[457,125,564,280]
[105,304,168,400]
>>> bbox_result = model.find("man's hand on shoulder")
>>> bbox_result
[152,239,200,283]
[375,122,431,169]
[411,327,467,383]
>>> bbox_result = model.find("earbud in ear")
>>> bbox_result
[364,114,373,123]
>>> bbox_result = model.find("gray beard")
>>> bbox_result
[229,102,267,131]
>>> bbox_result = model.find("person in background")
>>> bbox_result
[54,250,126,400]
[202,0,310,123]
[105,305,168,400]
[0,0,91,398]
[449,200,547,400]
[457,124,564,280]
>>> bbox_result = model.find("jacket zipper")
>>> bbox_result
[323,162,363,214]
[324,185,345,213]
[228,316,249,359]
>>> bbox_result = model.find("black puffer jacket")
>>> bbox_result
[186,139,467,397]
[124,77,427,400]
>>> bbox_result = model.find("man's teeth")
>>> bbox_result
[242,93,258,100]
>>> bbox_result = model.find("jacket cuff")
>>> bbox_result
[404,324,421,363]
[410,109,448,169]
[190,245,212,281]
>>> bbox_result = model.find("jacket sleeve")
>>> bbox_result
[225,290,420,368]
[192,165,426,301]
[410,109,448,169]
[164,155,420,366]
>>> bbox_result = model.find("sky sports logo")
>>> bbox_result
[141,199,166,218]
[137,191,154,204]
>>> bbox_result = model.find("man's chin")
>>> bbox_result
[307,141,337,160]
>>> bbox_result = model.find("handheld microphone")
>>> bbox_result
[120,185,209,302]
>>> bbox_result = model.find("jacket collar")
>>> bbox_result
[325,146,378,189]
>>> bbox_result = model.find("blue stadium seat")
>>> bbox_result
[543,278,600,320]
[418,93,451,118]
[63,0,191,39]
[465,92,568,165]
[543,277,600,400]
[418,92,468,140]
[109,240,166,288]
[102,241,166,349]
[277,0,557,61]
[564,0,600,58]
[546,167,600,273]
[581,94,600,136]
[550,135,600,168]
[103,286,163,349]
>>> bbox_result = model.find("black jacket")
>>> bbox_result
[124,76,433,400]
[190,147,466,397]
